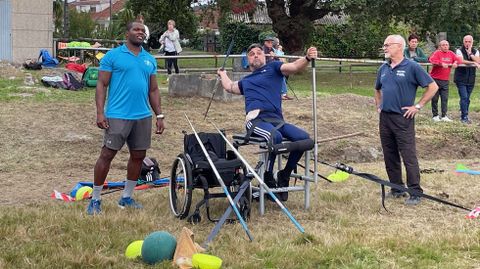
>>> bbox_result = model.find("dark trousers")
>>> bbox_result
[431,79,449,117]
[379,112,422,193]
[456,83,474,120]
[246,120,310,172]
[165,51,179,74]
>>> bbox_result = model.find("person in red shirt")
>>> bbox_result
[429,40,462,122]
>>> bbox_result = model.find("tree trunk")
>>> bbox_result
[266,1,328,54]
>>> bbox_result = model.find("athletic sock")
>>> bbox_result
[92,185,103,200]
[122,179,137,198]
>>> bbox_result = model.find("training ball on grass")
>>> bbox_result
[327,170,350,183]
[141,231,177,264]
[125,240,143,259]
[75,186,93,200]
[192,253,223,269]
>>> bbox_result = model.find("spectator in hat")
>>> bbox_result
[263,36,279,63]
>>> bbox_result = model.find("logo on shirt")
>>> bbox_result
[396,70,406,77]
[261,69,267,73]
[144,60,152,67]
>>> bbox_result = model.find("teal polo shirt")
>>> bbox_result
[99,44,157,120]
[375,59,433,114]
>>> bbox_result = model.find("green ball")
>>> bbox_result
[125,240,143,259]
[141,231,177,264]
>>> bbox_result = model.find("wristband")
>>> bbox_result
[305,56,311,62]
[156,114,165,119]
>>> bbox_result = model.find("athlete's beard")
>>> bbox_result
[249,59,265,71]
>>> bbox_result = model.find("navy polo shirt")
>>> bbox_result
[375,58,433,114]
[99,44,157,120]
[238,61,284,119]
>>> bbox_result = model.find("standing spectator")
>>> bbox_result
[273,37,293,100]
[429,40,461,122]
[454,35,480,124]
[160,19,182,75]
[263,36,278,63]
[86,21,165,215]
[404,34,429,63]
[375,35,438,205]
[136,14,150,52]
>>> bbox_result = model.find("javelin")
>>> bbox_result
[211,122,305,233]
[184,113,253,241]
[203,26,239,120]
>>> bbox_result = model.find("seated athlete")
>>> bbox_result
[217,43,317,201]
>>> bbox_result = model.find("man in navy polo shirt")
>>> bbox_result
[217,43,317,201]
[87,21,165,215]
[375,34,438,205]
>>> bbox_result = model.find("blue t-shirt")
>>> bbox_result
[238,61,284,119]
[99,44,157,120]
[375,59,433,114]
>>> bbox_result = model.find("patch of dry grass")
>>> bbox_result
[2,76,480,267]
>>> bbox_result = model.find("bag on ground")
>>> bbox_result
[63,72,84,90]
[82,67,99,87]
[41,75,66,89]
[23,59,42,70]
[140,157,161,182]
[39,49,59,67]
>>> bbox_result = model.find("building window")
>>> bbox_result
[90,6,96,12]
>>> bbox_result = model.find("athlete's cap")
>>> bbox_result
[247,43,263,53]
[264,36,275,41]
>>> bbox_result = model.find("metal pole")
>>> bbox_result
[312,59,318,184]
[63,0,69,38]
[109,0,113,38]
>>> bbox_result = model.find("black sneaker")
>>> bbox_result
[263,171,277,188]
[405,195,421,205]
[263,171,277,202]
[386,191,408,199]
[277,170,290,202]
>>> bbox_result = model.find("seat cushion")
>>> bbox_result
[195,158,243,170]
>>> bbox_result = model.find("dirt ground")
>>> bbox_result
[1,64,480,206]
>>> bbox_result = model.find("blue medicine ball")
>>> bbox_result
[141,231,177,264]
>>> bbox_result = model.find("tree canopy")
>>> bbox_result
[126,0,198,38]
[215,0,480,54]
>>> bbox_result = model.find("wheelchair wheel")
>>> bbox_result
[169,153,193,219]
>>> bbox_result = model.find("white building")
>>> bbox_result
[0,0,53,62]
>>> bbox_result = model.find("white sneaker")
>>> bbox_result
[432,116,441,122]
[441,116,453,122]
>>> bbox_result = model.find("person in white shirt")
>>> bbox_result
[159,19,182,74]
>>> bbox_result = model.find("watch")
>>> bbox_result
[156,113,165,119]
[414,104,422,110]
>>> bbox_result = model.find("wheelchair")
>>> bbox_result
[169,131,252,224]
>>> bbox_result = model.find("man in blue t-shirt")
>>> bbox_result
[87,21,166,215]
[217,43,317,201]
[375,34,438,206]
